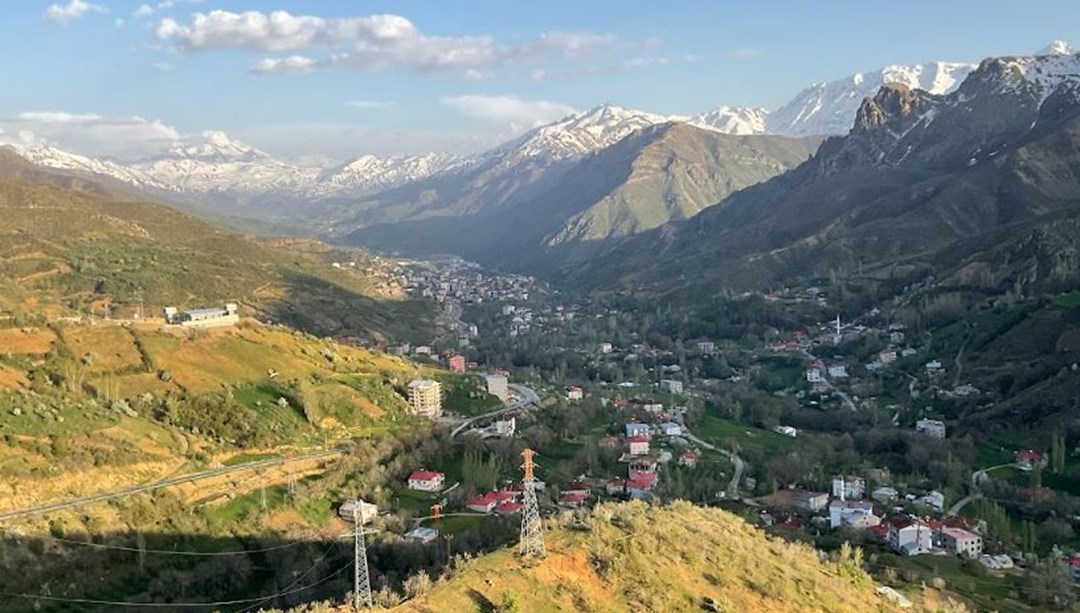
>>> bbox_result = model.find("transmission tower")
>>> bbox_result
[431,503,448,567]
[519,448,546,558]
[352,500,373,610]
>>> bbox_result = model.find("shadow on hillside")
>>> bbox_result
[265,269,438,345]
[0,528,437,613]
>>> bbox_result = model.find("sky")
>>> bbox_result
[2,0,1079,161]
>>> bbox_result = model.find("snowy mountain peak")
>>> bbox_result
[689,106,769,135]
[159,131,270,163]
[768,61,976,137]
[1037,40,1077,56]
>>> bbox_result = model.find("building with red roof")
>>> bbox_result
[407,470,445,492]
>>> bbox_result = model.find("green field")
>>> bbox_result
[694,415,795,457]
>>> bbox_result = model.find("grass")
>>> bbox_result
[223,452,281,467]
[441,374,503,417]
[694,415,796,458]
[872,551,1022,611]
[1052,291,1080,308]
[392,500,895,613]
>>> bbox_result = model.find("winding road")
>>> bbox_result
[0,449,345,524]
[800,350,857,411]
[685,432,745,499]
[450,383,541,438]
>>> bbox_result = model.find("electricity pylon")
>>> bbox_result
[353,500,373,610]
[519,448,546,558]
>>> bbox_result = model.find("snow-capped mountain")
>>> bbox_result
[689,106,769,135]
[2,140,168,190]
[1038,40,1077,56]
[486,104,677,166]
[767,61,977,137]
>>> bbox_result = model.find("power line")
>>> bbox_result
[235,542,343,613]
[21,534,334,557]
[0,560,352,608]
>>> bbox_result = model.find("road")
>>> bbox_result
[0,449,344,524]
[945,463,1012,517]
[684,432,745,500]
[450,383,541,438]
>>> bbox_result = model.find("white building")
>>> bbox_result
[407,470,445,492]
[828,365,849,379]
[832,475,866,500]
[697,341,716,355]
[566,386,584,401]
[888,518,933,556]
[915,418,946,439]
[829,500,878,529]
[599,342,613,354]
[625,422,650,437]
[940,527,983,558]
[659,379,684,394]
[408,379,443,418]
[773,425,798,437]
[485,374,509,402]
[163,303,239,328]
[871,486,898,504]
[493,414,516,437]
[657,422,682,437]
[337,500,378,524]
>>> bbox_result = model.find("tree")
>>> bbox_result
[1022,561,1077,610]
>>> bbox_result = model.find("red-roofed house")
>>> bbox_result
[466,492,498,513]
[887,516,932,556]
[559,492,589,508]
[939,527,982,557]
[629,458,658,480]
[627,473,659,498]
[408,470,445,492]
[606,477,627,496]
[628,435,650,456]
[867,524,889,541]
[566,386,584,401]
[679,450,700,468]
[563,482,592,498]
[448,354,466,373]
[1016,449,1046,472]
[495,500,523,514]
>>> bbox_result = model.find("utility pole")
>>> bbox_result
[353,500,373,610]
[431,503,446,567]
[519,448,546,558]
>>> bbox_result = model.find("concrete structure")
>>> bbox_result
[915,418,946,439]
[566,386,583,401]
[408,379,443,418]
[493,414,516,437]
[407,470,445,492]
[828,365,849,379]
[871,487,899,504]
[337,500,378,524]
[405,527,439,543]
[599,342,613,354]
[940,527,982,557]
[832,475,866,500]
[466,493,498,513]
[679,449,700,468]
[628,435,650,456]
[657,422,682,437]
[1016,449,1046,472]
[888,517,933,556]
[485,374,509,402]
[792,490,829,512]
[829,500,878,529]
[697,341,716,355]
[625,422,650,438]
[163,303,239,328]
[773,425,798,437]
[659,379,684,394]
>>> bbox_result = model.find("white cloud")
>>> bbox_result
[156,10,614,77]
[133,4,155,18]
[441,95,577,133]
[44,0,106,24]
[4,112,179,159]
[345,100,397,110]
[250,55,317,75]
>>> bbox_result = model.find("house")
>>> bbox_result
[599,342,613,354]
[563,482,592,498]
[829,500,878,529]
[792,490,830,513]
[641,403,664,414]
[408,379,443,419]
[407,470,445,492]
[828,365,849,379]
[926,360,944,375]
[628,435,650,456]
[915,490,946,512]
[890,331,906,345]
[404,527,439,543]
[495,500,522,514]
[871,486,899,504]
[915,418,946,439]
[629,458,658,480]
[485,374,509,402]
[940,527,983,557]
[558,492,589,508]
[414,346,432,356]
[566,386,584,401]
[979,554,1014,571]
[805,362,825,384]
[448,354,466,373]
[879,349,898,364]
[466,492,498,513]
[337,500,378,524]
[888,517,933,555]
[625,422,651,438]
[773,425,798,437]
[492,414,516,437]
[657,422,682,437]
[659,379,684,394]
[163,303,239,328]
[627,473,658,498]
[1016,449,1047,472]
[697,341,716,355]
[679,449,700,468]
[832,475,866,500]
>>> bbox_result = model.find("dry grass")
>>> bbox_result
[61,325,143,373]
[0,327,57,354]
[385,501,898,613]
[0,364,28,390]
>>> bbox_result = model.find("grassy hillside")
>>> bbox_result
[0,149,434,343]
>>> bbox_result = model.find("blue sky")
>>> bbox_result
[3,0,1078,159]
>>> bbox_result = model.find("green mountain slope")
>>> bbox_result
[0,149,434,342]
